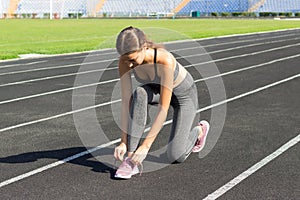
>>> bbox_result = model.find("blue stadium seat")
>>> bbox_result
[256,0,300,13]
[178,0,249,15]
[100,0,183,16]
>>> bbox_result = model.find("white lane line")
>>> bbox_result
[185,42,300,61]
[171,36,300,54]
[0,99,121,133]
[1,38,299,78]
[203,134,300,200]
[1,36,300,88]
[202,36,300,54]
[195,54,300,83]
[190,33,299,48]
[0,78,120,105]
[0,61,48,69]
[0,66,116,88]
[0,58,115,76]
[1,49,299,106]
[0,73,299,188]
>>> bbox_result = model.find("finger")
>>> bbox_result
[130,155,137,165]
[119,151,124,161]
[113,149,118,160]
[114,148,122,161]
[131,155,140,165]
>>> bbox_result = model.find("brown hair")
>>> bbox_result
[116,26,163,55]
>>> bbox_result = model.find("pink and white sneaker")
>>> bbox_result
[192,120,210,153]
[114,157,141,179]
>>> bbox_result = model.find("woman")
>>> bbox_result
[114,26,210,179]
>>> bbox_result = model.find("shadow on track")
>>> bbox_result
[0,147,118,179]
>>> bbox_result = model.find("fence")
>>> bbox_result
[1,0,300,19]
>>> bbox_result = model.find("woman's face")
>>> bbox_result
[122,49,145,68]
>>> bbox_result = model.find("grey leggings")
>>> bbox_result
[128,73,199,163]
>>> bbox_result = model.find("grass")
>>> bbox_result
[0,18,300,60]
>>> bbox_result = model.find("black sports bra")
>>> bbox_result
[133,48,179,84]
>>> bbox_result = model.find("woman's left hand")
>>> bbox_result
[131,145,150,165]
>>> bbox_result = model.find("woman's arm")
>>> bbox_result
[119,59,133,145]
[114,59,133,161]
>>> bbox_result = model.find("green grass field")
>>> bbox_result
[1,18,300,60]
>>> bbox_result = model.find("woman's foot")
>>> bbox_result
[115,157,140,179]
[192,120,210,153]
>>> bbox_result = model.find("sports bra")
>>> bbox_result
[133,48,180,85]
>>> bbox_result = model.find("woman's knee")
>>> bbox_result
[167,150,187,163]
[133,87,148,100]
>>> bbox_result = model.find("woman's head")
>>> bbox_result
[116,26,146,56]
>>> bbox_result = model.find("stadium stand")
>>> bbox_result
[178,0,249,15]
[1,0,87,18]
[1,0,183,18]
[100,0,183,17]
[7,0,20,18]
[0,0,10,18]
[247,0,265,13]
[0,0,299,18]
[255,0,300,13]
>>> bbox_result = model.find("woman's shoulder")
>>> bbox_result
[156,48,175,66]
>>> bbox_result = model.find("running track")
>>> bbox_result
[0,29,299,200]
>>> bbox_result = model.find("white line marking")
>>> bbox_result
[197,28,300,43]
[0,73,299,188]
[0,78,120,105]
[1,39,298,78]
[203,134,300,200]
[0,99,121,133]
[0,61,48,69]
[195,54,300,83]
[0,59,114,76]
[185,42,300,61]
[191,33,299,48]
[202,36,300,54]
[0,67,118,88]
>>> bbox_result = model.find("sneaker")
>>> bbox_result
[114,157,140,179]
[192,120,210,153]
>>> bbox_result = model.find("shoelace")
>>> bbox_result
[195,138,201,146]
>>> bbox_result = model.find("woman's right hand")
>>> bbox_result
[114,142,127,161]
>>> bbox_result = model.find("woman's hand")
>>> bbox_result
[131,145,150,165]
[114,142,127,161]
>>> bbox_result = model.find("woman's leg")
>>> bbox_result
[167,83,199,163]
[127,84,160,153]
